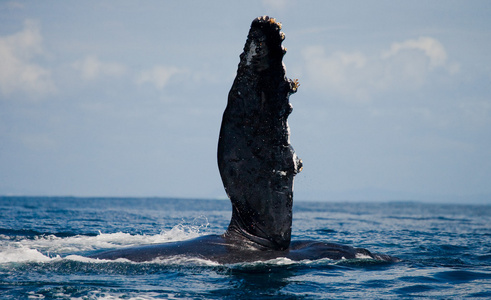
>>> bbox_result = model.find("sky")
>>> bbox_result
[1,1,490,203]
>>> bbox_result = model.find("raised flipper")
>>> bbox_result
[89,17,397,264]
[218,16,303,250]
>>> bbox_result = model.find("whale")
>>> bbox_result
[90,16,397,264]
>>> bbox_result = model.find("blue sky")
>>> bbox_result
[1,1,490,202]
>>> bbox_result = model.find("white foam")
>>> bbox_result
[355,252,375,259]
[64,255,134,264]
[150,255,221,267]
[71,291,178,300]
[263,257,295,265]
[229,257,296,268]
[0,222,208,264]
[0,245,58,263]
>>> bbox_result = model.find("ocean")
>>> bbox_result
[1,196,490,299]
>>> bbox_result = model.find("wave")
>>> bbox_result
[0,222,208,264]
[0,224,385,268]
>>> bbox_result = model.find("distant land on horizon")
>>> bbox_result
[295,188,491,204]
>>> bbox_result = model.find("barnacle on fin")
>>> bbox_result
[258,15,269,22]
[268,18,282,29]
[257,16,282,30]
[292,79,300,92]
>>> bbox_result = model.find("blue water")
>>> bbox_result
[1,197,490,299]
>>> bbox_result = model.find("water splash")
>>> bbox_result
[0,217,211,264]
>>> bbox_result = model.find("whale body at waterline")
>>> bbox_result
[90,16,397,264]
[91,234,395,264]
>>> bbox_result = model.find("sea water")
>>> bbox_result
[0,197,490,299]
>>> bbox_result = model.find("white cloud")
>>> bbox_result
[5,1,25,10]
[136,66,183,90]
[20,134,57,150]
[262,0,290,11]
[0,20,56,97]
[458,100,491,128]
[302,46,369,100]
[301,36,459,102]
[382,37,447,69]
[72,55,126,80]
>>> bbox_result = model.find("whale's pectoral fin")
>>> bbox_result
[218,16,301,251]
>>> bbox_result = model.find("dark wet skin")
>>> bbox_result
[91,234,395,264]
[90,16,398,264]
[217,16,302,250]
